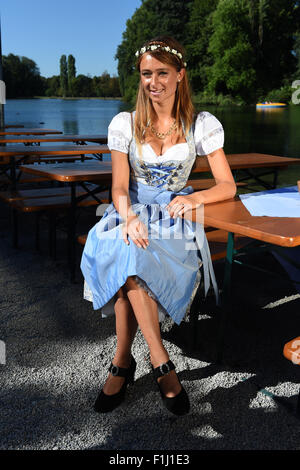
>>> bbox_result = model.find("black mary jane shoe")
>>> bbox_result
[152,360,190,416]
[94,356,136,413]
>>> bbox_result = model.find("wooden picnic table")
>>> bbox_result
[0,145,111,188]
[16,151,300,174]
[20,160,113,280]
[0,134,107,145]
[194,153,300,190]
[195,196,300,362]
[0,128,63,135]
[203,197,300,248]
[20,160,112,182]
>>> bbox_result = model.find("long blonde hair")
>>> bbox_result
[134,36,194,146]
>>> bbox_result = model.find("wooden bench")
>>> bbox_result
[0,169,50,186]
[283,337,300,416]
[36,155,93,164]
[4,188,109,253]
[0,156,93,187]
[0,185,101,203]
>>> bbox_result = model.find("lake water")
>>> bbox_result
[4,98,300,185]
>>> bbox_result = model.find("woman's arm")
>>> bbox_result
[167,148,236,218]
[111,149,134,220]
[111,149,148,249]
[192,148,237,205]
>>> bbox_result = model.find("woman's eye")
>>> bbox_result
[142,72,151,77]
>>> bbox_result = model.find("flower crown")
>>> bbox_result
[135,44,187,67]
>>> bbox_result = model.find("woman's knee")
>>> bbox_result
[115,286,128,299]
[124,276,139,292]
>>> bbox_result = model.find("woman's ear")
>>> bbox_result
[177,68,185,82]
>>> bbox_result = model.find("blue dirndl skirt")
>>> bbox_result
[80,181,218,325]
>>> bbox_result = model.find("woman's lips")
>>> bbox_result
[150,90,163,96]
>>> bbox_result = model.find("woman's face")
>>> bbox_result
[139,54,184,106]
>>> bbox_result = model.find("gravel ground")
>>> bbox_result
[0,200,300,451]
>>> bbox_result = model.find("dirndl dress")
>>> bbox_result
[80,111,224,325]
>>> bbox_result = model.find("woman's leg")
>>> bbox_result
[124,276,181,398]
[102,287,138,395]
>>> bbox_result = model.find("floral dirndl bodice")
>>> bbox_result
[107,110,224,191]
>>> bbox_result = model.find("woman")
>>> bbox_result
[81,36,236,416]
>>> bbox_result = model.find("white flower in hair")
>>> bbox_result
[141,47,146,54]
[165,46,170,52]
[171,49,177,54]
[150,45,158,50]
[178,53,182,59]
[135,51,139,57]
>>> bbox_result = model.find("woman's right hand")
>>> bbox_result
[122,215,149,249]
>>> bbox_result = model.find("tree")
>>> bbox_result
[60,54,68,97]
[3,54,45,98]
[206,0,258,103]
[247,0,298,94]
[71,74,93,97]
[68,54,76,96]
[45,75,60,97]
[185,0,218,93]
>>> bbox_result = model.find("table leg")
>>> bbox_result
[216,231,235,363]
[10,156,16,190]
[68,182,77,282]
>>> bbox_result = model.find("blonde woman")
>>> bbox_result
[81,36,236,415]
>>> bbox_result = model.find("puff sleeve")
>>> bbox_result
[107,112,133,154]
[194,111,224,156]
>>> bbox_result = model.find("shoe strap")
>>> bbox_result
[108,358,134,378]
[153,360,175,380]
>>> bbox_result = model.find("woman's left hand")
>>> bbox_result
[166,194,202,218]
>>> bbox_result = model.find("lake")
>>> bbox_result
[4,98,300,186]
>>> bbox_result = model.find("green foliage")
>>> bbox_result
[3,54,45,98]
[185,0,218,93]
[116,0,300,105]
[71,74,93,97]
[59,55,68,97]
[264,84,294,104]
[4,51,120,99]
[92,71,121,98]
[206,0,256,103]
[68,55,76,95]
[45,75,60,97]
[193,91,243,107]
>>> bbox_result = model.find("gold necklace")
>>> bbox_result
[150,119,177,140]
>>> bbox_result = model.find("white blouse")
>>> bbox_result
[107,111,224,162]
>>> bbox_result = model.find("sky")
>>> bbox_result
[1,0,142,78]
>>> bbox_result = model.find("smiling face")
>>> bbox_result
[139,54,184,107]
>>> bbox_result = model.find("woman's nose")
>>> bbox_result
[150,74,158,87]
